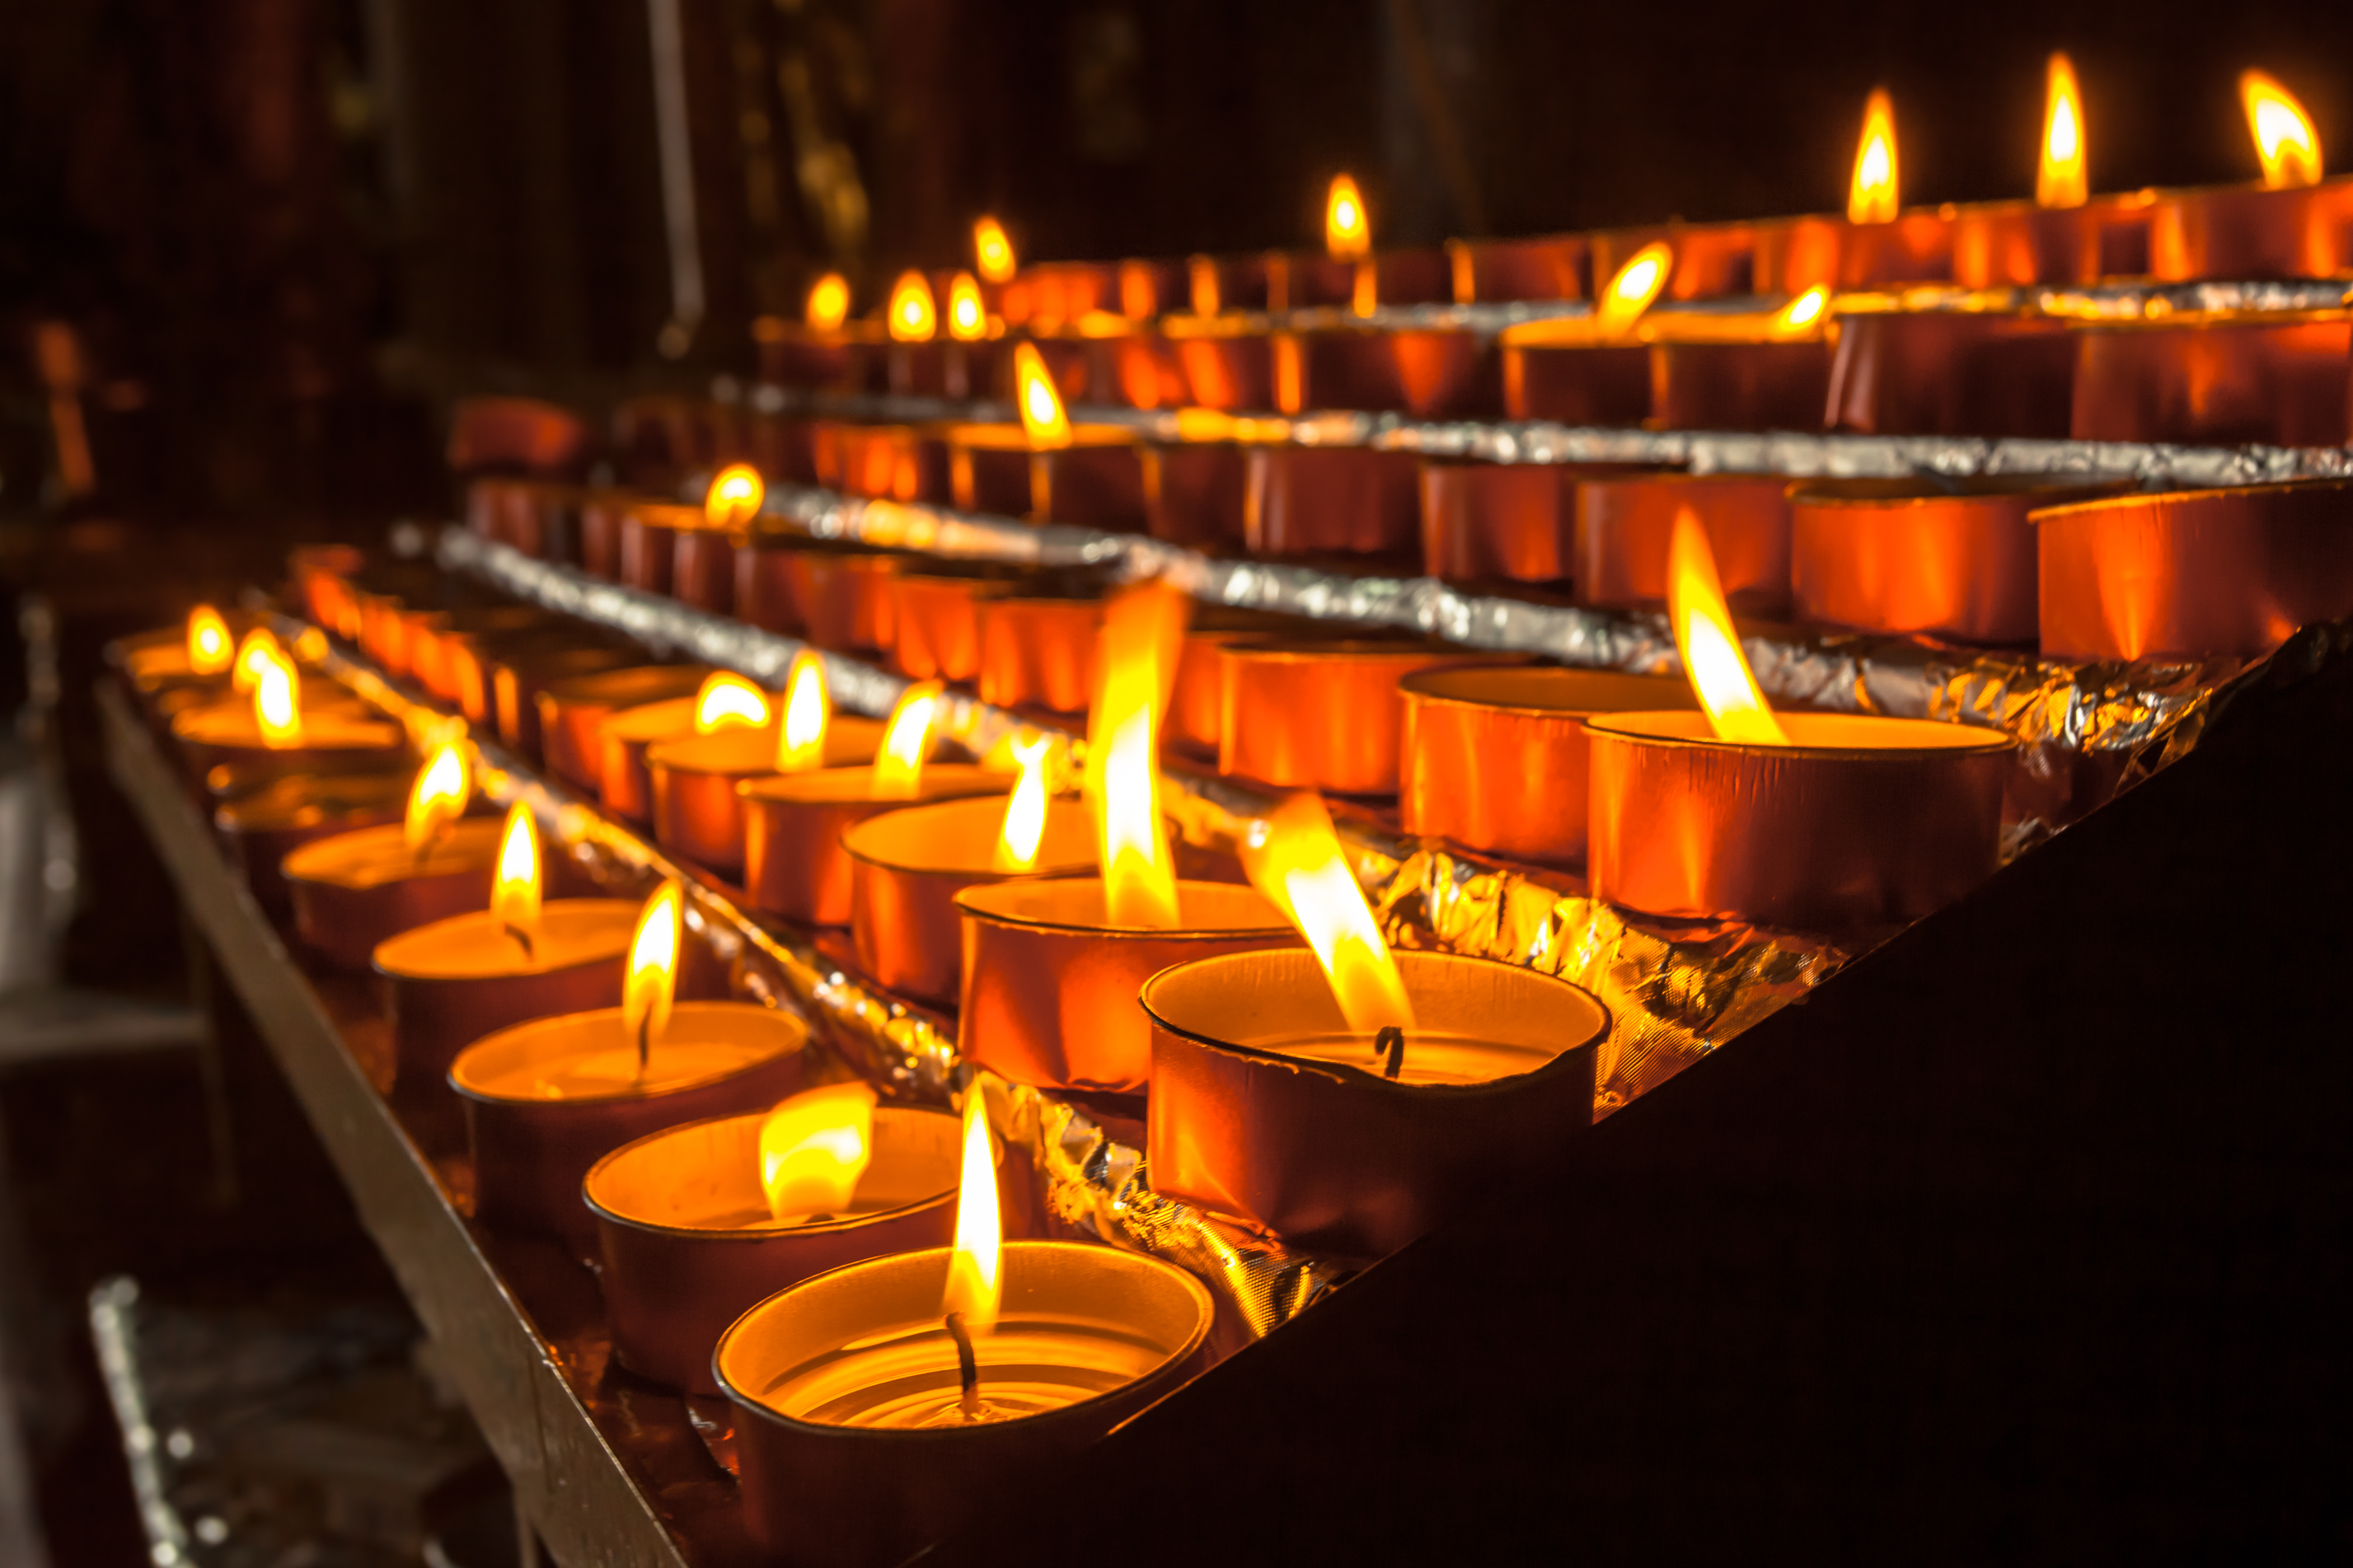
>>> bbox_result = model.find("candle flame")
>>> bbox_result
[623,879,682,1060]
[2038,53,2088,209]
[1240,793,1414,1035]
[403,743,471,854]
[232,627,282,694]
[705,463,764,529]
[491,803,542,935]
[1595,241,1673,340]
[1776,286,1830,334]
[1669,508,1788,746]
[186,606,232,675]
[873,680,944,799]
[805,273,851,332]
[776,651,830,774]
[888,271,937,341]
[941,1089,1001,1334]
[991,736,1053,873]
[1086,582,1186,927]
[693,672,770,734]
[1324,174,1371,261]
[973,216,1017,284]
[946,272,987,341]
[1849,88,1900,225]
[253,652,302,747]
[2242,70,2323,190]
[1012,343,1072,450]
[757,1081,878,1224]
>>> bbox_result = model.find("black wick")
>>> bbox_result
[502,922,536,961]
[943,1312,982,1420]
[635,1009,652,1077]
[1375,1025,1405,1080]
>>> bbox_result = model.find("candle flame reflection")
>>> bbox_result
[873,681,943,799]
[253,653,302,747]
[624,879,681,1065]
[1087,582,1186,926]
[992,736,1053,873]
[232,628,282,695]
[403,743,471,854]
[941,1090,1001,1333]
[946,273,987,341]
[805,273,851,332]
[2241,70,2323,190]
[491,803,541,936]
[1595,242,1672,341]
[2039,54,2088,209]
[187,606,232,676]
[1668,508,1788,746]
[1324,174,1370,261]
[1240,793,1415,1035]
[973,217,1016,283]
[1849,88,1900,225]
[888,271,937,341]
[704,463,764,529]
[776,652,829,774]
[1012,344,1072,449]
[757,1081,877,1224]
[693,672,770,734]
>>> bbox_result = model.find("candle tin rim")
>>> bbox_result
[737,762,1008,807]
[712,1240,1214,1443]
[1140,948,1610,1098]
[280,817,503,892]
[540,664,709,708]
[1584,709,2016,760]
[2069,307,2348,335]
[447,1000,809,1109]
[170,709,405,751]
[372,898,640,981]
[1789,475,2136,508]
[1397,665,1691,722]
[1218,638,1455,667]
[952,875,1293,941]
[839,796,1094,882]
[2027,473,2353,526]
[598,695,701,744]
[647,715,886,778]
[581,1104,966,1243]
[946,423,1137,452]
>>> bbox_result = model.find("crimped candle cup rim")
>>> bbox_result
[1790,475,2131,508]
[1584,709,2015,758]
[448,1000,806,1107]
[947,423,1136,452]
[1219,639,1455,667]
[954,876,1291,939]
[648,717,884,777]
[539,664,710,709]
[738,763,1008,808]
[1399,665,1694,721]
[2028,474,2353,524]
[282,817,503,890]
[373,898,639,981]
[840,795,1094,880]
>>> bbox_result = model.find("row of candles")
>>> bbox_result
[127,466,2006,1559]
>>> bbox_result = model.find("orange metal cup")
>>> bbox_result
[671,523,737,614]
[1500,341,1651,425]
[1244,446,1420,559]
[1576,472,1793,615]
[2145,179,2353,282]
[732,536,806,634]
[1218,640,1481,795]
[2069,316,2351,448]
[1826,311,2077,440]
[740,765,1010,927]
[1420,460,1662,585]
[1273,328,1496,419]
[1141,442,1249,550]
[1648,340,1830,432]
[974,598,1103,714]
[892,572,1019,682]
[826,423,950,503]
[2035,478,2353,661]
[947,425,1145,527]
[621,503,697,595]
[788,550,902,656]
[1586,712,2013,932]
[1444,233,1592,302]
[1755,211,1952,292]
[1399,667,1694,867]
[1168,623,1282,756]
[536,665,710,796]
[648,719,885,878]
[1169,325,1274,410]
[1948,194,2156,287]
[579,491,635,581]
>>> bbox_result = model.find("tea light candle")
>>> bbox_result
[944,348,1143,527]
[284,743,500,971]
[1217,640,1482,796]
[646,715,884,878]
[212,768,413,921]
[596,670,767,825]
[973,597,1102,714]
[536,664,710,795]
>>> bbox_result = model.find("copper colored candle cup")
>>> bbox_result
[1586,712,2013,931]
[892,573,1020,682]
[1648,339,1831,432]
[646,718,886,878]
[1168,629,1277,755]
[1590,222,1755,300]
[171,707,409,784]
[621,503,697,595]
[405,606,548,704]
[1165,321,1273,410]
[2146,179,2353,282]
[2069,315,2352,448]
[579,491,636,580]
[1099,332,1190,410]
[741,765,1010,927]
[2035,478,2353,661]
[1446,233,1593,303]
[375,900,638,1094]
[213,771,411,921]
[1244,445,1420,559]
[536,665,710,796]
[954,879,1297,1094]
[1218,640,1478,796]
[948,426,1145,527]
[1576,471,1794,615]
[734,537,808,634]
[1272,328,1495,419]
[826,423,950,503]
[1499,337,1652,424]
[1755,211,1952,291]
[1183,251,1273,316]
[843,796,1095,1006]
[974,598,1103,714]
[1788,476,2130,646]
[284,818,503,971]
[715,1242,1212,1568]
[1144,948,1610,1261]
[671,523,738,614]
[1948,195,2156,288]
[788,550,902,656]
[1419,460,1663,586]
[492,644,639,762]
[757,325,858,391]
[445,626,593,728]
[585,1107,966,1394]
[1140,442,1249,550]
[1399,667,1694,867]
[597,695,702,824]
[451,1001,811,1244]
[1826,310,2077,439]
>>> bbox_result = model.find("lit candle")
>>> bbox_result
[171,645,405,779]
[944,344,1142,528]
[1496,243,1668,425]
[595,671,765,824]
[284,742,504,970]
[535,663,710,796]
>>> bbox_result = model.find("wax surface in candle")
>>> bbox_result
[758,1317,1169,1429]
[471,1038,775,1100]
[1254,1031,1559,1085]
[288,820,501,887]
[375,901,637,978]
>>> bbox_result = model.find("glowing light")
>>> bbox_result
[403,743,471,855]
[946,273,987,341]
[1084,583,1186,927]
[2038,54,2088,209]
[940,1090,1001,1333]
[693,672,770,734]
[2242,70,2323,190]
[805,273,851,332]
[973,217,1017,284]
[1594,241,1673,341]
[232,628,283,695]
[705,464,764,529]
[776,652,829,774]
[186,606,232,676]
[1012,343,1072,450]
[888,272,937,342]
[991,736,1052,873]
[1240,793,1414,1035]
[1776,286,1830,334]
[1849,88,1900,225]
[1668,508,1788,746]
[491,803,542,937]
[873,680,943,799]
[757,1082,878,1224]
[623,880,682,1063]
[1324,174,1371,262]
[253,653,302,747]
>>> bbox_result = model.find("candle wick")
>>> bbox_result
[1375,1024,1405,1081]
[635,1009,650,1078]
[944,1311,983,1421]
[502,922,536,961]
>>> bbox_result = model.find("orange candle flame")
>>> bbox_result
[1849,88,1900,225]
[991,735,1053,873]
[232,627,282,695]
[873,680,943,799]
[940,1089,1001,1334]
[693,672,770,734]
[2038,54,2088,209]
[1012,343,1072,450]
[776,651,829,774]
[623,879,681,1065]
[1669,508,1788,745]
[888,271,938,342]
[1086,582,1187,927]
[946,273,988,341]
[2241,70,2323,190]
[1775,286,1830,335]
[1594,241,1673,340]
[1240,793,1414,1034]
[757,1081,878,1224]
[186,606,232,676]
[490,803,542,937]
[705,463,764,529]
[973,217,1017,284]
[253,652,302,747]
[403,743,471,854]
[805,273,851,332]
[1324,174,1371,262]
